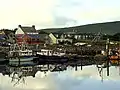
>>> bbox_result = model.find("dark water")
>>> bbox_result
[0,62,120,90]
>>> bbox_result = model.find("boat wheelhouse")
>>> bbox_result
[9,50,33,56]
[37,49,65,56]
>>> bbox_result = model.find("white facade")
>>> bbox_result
[57,39,72,44]
[15,27,24,34]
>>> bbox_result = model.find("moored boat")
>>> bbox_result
[37,49,66,56]
[9,56,38,66]
[8,50,39,66]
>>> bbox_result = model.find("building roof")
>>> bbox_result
[52,32,63,39]
[1,29,15,37]
[18,25,37,33]
[0,34,6,39]
[0,30,13,42]
[0,35,7,42]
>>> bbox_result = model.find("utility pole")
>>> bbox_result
[106,38,110,76]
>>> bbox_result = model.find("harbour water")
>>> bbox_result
[0,61,120,90]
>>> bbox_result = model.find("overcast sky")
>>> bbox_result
[1,66,120,90]
[0,0,120,29]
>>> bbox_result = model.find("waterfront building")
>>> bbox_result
[15,25,41,45]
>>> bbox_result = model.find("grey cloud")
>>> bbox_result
[56,0,82,8]
[53,16,77,26]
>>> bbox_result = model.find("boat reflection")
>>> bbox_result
[1,65,120,90]
[0,63,68,86]
[0,52,120,87]
[0,59,120,87]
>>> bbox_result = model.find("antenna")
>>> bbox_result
[91,29,102,43]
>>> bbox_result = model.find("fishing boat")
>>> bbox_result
[8,50,39,66]
[9,57,38,66]
[9,56,38,62]
[37,49,66,56]
[9,49,33,56]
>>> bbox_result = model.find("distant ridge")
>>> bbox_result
[40,21,120,35]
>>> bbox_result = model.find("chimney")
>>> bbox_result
[32,25,35,29]
[18,25,21,28]
[14,28,18,33]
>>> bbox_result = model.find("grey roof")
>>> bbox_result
[18,25,37,33]
[1,29,16,43]
[2,29,15,34]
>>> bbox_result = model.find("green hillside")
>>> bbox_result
[40,21,120,35]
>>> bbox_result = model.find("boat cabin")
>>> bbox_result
[9,50,33,57]
[37,49,65,56]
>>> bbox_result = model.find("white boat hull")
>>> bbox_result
[9,56,38,62]
[9,57,34,62]
[9,61,36,66]
[9,57,38,66]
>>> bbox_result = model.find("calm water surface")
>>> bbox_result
[0,65,120,90]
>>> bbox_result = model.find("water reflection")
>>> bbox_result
[0,64,120,90]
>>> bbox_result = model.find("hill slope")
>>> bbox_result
[40,21,120,35]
